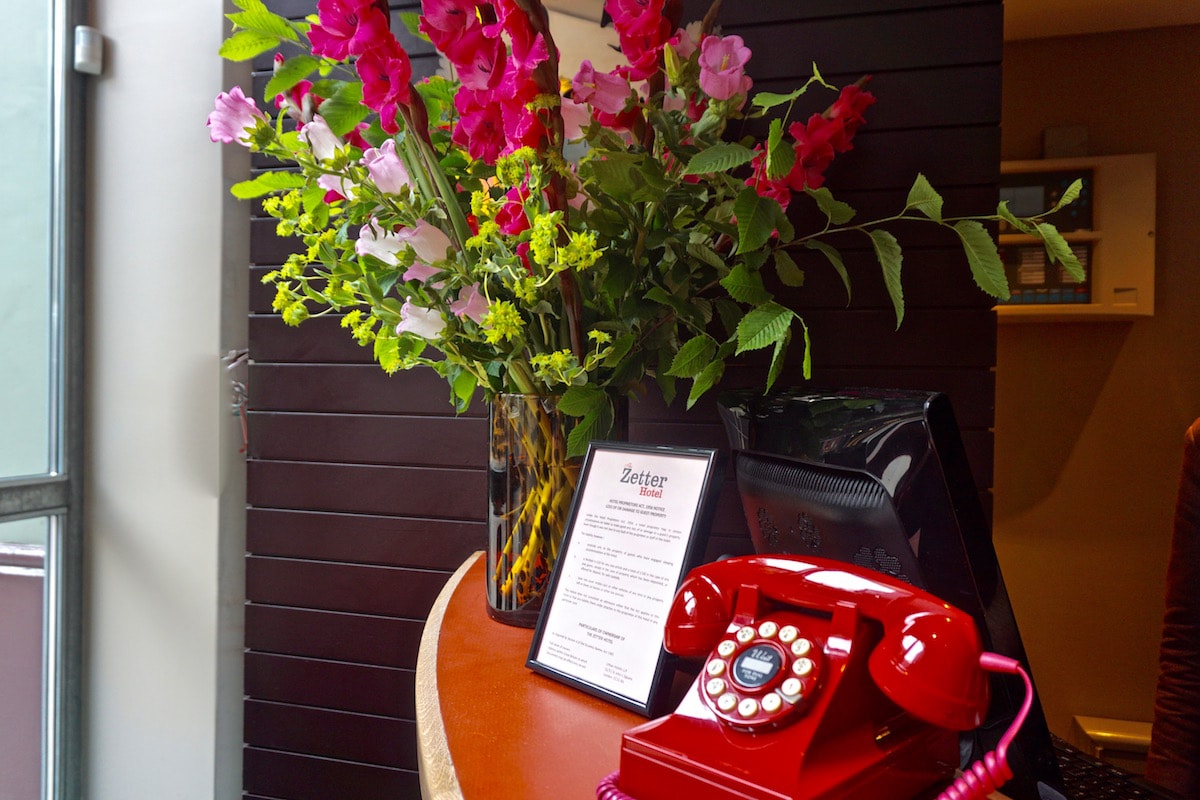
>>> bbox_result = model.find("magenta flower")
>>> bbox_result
[362,139,411,194]
[207,86,266,146]
[495,184,532,236]
[396,298,446,339]
[356,37,413,134]
[443,24,506,92]
[453,89,506,164]
[450,284,490,323]
[309,0,391,60]
[572,61,631,116]
[698,34,753,101]
[419,0,476,50]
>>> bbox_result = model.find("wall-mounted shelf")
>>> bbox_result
[995,153,1156,323]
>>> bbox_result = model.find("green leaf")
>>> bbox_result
[686,243,727,272]
[799,318,812,380]
[227,3,296,40]
[666,335,718,378]
[997,201,1037,235]
[1036,223,1086,282]
[218,29,279,61]
[765,328,791,392]
[804,240,851,303]
[734,188,778,255]
[868,229,905,328]
[451,369,477,413]
[399,11,429,41]
[905,174,944,222]
[683,142,756,176]
[318,82,369,136]
[557,384,606,417]
[805,187,856,226]
[230,170,307,199]
[773,250,805,288]
[263,55,320,104]
[751,88,806,110]
[720,263,772,305]
[602,333,635,368]
[686,359,725,409]
[1048,179,1084,213]
[374,334,400,373]
[567,405,614,458]
[735,302,795,354]
[765,120,796,181]
[953,220,1010,299]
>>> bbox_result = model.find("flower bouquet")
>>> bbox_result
[208,0,1081,622]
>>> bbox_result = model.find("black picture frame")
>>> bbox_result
[526,442,724,717]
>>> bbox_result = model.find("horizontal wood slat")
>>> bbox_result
[243,746,419,800]
[244,701,417,770]
[246,508,484,570]
[245,604,424,669]
[248,461,486,520]
[248,412,487,468]
[245,652,416,718]
[248,363,484,415]
[246,557,449,619]
[718,5,1003,77]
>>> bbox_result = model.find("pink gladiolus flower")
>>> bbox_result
[356,220,404,265]
[698,35,753,101]
[309,0,391,60]
[495,184,532,235]
[572,61,631,116]
[606,0,668,40]
[362,139,411,194]
[397,220,453,264]
[450,284,489,323]
[396,298,446,340]
[299,115,343,161]
[207,86,267,146]
[356,38,413,134]
[453,89,506,164]
[419,0,475,49]
[443,24,506,91]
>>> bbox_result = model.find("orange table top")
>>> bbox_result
[416,551,645,800]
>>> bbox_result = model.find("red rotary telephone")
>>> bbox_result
[601,555,1032,800]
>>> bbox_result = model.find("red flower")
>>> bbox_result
[309,0,391,60]
[356,37,413,134]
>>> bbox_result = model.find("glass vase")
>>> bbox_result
[486,394,582,627]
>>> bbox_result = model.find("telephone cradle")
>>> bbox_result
[598,555,1034,800]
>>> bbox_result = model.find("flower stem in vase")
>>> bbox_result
[487,394,581,626]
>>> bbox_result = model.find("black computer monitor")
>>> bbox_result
[718,388,1064,800]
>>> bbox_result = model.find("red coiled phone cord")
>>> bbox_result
[937,652,1033,800]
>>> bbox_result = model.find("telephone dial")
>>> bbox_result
[599,555,1033,800]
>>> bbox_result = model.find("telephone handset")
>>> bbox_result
[604,555,1032,800]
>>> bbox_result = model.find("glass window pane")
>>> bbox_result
[0,1,53,479]
[0,516,47,800]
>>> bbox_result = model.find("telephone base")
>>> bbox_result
[618,716,959,800]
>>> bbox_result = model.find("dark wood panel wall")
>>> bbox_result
[242,1,1002,797]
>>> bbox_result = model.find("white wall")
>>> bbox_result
[85,0,245,796]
